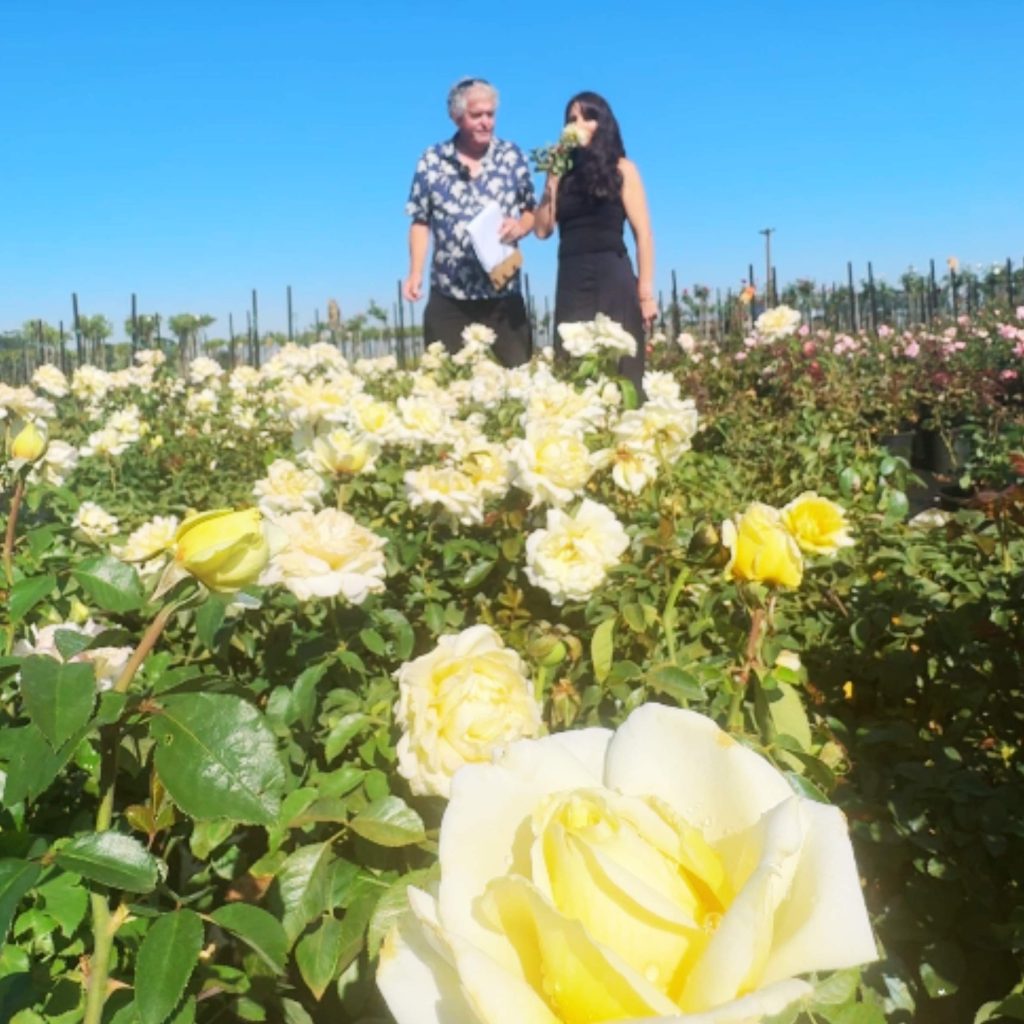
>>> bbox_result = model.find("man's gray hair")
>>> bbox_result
[447,77,499,118]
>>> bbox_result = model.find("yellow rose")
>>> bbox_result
[394,624,542,799]
[174,508,269,592]
[11,422,47,463]
[780,492,854,555]
[378,705,877,1023]
[722,502,803,588]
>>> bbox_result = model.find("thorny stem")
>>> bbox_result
[727,595,775,730]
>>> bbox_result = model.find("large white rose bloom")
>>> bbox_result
[614,396,700,464]
[525,499,629,605]
[301,428,379,477]
[378,704,878,1024]
[31,364,69,398]
[394,624,541,799]
[260,508,386,603]
[511,427,601,509]
[30,439,79,487]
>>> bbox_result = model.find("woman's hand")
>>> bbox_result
[499,218,523,244]
[639,292,658,326]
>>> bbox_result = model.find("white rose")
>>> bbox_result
[260,508,386,603]
[525,498,629,605]
[394,624,541,798]
[302,428,379,477]
[72,501,119,543]
[31,439,79,487]
[253,458,325,516]
[511,427,599,508]
[378,704,878,1024]
[405,465,485,526]
[755,305,802,341]
[32,364,69,398]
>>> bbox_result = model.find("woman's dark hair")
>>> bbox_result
[561,91,626,200]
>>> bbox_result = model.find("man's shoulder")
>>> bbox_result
[492,137,527,159]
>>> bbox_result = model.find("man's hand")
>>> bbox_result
[499,217,523,244]
[403,273,423,302]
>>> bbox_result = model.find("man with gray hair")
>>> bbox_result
[403,77,535,366]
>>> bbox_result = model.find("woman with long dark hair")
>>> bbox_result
[534,91,655,393]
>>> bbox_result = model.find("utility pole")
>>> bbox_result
[759,228,775,306]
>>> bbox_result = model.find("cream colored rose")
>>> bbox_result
[31,364,69,398]
[608,441,660,495]
[253,458,324,516]
[378,704,877,1024]
[114,515,179,563]
[405,465,485,526]
[394,624,541,799]
[511,426,599,508]
[755,304,802,341]
[780,492,854,556]
[525,499,629,605]
[260,507,386,603]
[31,439,79,487]
[614,396,699,463]
[302,428,379,477]
[72,501,120,543]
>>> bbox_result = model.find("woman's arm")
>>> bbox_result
[620,158,657,324]
[533,173,560,240]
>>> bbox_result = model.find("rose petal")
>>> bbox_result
[377,888,478,1024]
[438,729,611,967]
[605,705,792,840]
[618,977,812,1023]
[761,799,878,983]
[680,797,805,1010]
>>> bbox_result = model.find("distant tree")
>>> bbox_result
[78,315,113,367]
[20,320,61,365]
[168,313,215,369]
[122,313,161,351]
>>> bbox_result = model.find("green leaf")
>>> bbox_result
[349,796,425,848]
[591,618,615,684]
[35,871,89,936]
[210,904,287,974]
[195,595,230,650]
[375,609,414,662]
[19,657,96,750]
[358,628,387,656]
[457,560,495,590]
[324,714,369,764]
[834,1005,887,1024]
[647,664,702,705]
[151,693,286,825]
[811,968,860,1006]
[295,915,345,1000]
[8,575,57,623]
[289,662,329,729]
[54,832,159,893]
[0,860,41,942]
[769,681,812,751]
[0,724,79,807]
[367,868,435,959]
[135,909,204,1024]
[72,555,144,614]
[277,842,334,947]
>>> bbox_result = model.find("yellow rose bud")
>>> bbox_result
[721,502,803,589]
[11,422,47,463]
[174,508,269,592]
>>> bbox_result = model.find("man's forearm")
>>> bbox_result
[408,222,430,276]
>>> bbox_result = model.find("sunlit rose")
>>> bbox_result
[394,624,541,799]
[378,704,877,1024]
[780,492,854,556]
[722,502,803,588]
[525,499,629,605]
[72,501,120,544]
[253,458,324,516]
[260,507,386,603]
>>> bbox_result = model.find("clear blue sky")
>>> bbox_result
[2,0,1021,339]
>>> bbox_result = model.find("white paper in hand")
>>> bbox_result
[466,201,514,272]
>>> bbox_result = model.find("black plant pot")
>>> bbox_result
[912,428,971,474]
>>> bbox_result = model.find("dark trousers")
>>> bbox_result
[423,291,532,368]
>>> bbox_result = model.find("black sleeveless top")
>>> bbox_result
[556,178,627,258]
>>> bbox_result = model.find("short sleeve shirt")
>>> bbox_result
[406,136,536,301]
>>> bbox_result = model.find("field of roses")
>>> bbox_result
[2,306,1024,1024]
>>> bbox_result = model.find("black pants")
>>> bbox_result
[554,249,645,396]
[423,291,532,368]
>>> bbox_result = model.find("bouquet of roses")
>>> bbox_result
[530,122,586,176]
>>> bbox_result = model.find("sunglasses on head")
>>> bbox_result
[454,77,490,90]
